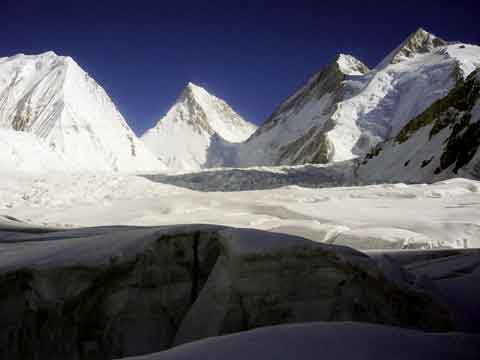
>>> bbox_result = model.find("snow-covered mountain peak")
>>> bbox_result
[335,54,369,75]
[155,82,256,143]
[141,83,256,171]
[180,81,203,99]
[377,28,447,69]
[0,51,165,173]
[237,55,370,166]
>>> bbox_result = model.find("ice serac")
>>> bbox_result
[358,67,480,183]
[237,29,480,168]
[237,54,369,167]
[0,51,165,173]
[141,82,256,171]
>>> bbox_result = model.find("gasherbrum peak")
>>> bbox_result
[235,29,480,168]
[141,82,256,171]
[235,54,370,166]
[377,28,447,68]
[175,82,256,143]
[0,51,165,173]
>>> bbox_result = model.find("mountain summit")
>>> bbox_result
[376,28,447,68]
[141,82,256,171]
[0,51,165,173]
[236,54,370,166]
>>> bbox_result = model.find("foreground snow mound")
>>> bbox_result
[0,224,452,359]
[141,82,256,171]
[0,51,165,173]
[121,322,480,360]
[236,29,480,168]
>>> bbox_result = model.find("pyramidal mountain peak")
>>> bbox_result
[142,82,256,171]
[0,51,166,173]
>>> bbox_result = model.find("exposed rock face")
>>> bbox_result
[0,225,452,359]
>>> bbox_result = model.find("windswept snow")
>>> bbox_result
[2,174,479,250]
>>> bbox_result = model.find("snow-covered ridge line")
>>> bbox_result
[234,28,480,171]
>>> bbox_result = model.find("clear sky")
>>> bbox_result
[1,0,477,135]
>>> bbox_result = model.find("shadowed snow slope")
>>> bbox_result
[141,82,256,171]
[121,322,480,360]
[0,51,165,173]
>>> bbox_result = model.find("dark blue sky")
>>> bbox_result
[1,1,477,135]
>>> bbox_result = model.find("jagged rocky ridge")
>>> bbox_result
[0,225,452,359]
[0,51,165,173]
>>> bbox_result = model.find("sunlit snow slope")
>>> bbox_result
[358,68,480,183]
[141,82,256,171]
[3,174,480,250]
[237,29,480,168]
[0,51,165,173]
